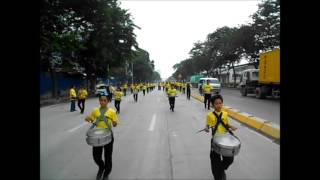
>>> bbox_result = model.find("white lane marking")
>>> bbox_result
[171,131,178,137]
[67,122,88,133]
[148,114,157,131]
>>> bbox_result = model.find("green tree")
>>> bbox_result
[40,0,139,96]
[131,48,160,83]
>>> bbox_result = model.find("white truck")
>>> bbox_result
[198,77,221,95]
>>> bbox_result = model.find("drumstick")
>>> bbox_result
[196,126,215,133]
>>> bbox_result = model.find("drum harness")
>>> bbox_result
[89,107,113,136]
[211,111,241,154]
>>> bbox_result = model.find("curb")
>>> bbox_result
[40,95,97,107]
[190,93,280,140]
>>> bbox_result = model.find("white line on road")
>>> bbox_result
[148,114,157,131]
[67,122,88,133]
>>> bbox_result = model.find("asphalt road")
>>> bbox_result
[40,89,279,180]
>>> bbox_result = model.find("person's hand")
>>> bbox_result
[112,121,117,127]
[204,127,209,133]
[85,116,94,123]
[230,126,237,131]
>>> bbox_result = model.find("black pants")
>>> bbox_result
[204,94,211,109]
[210,139,234,180]
[114,100,121,113]
[70,100,76,111]
[77,99,85,113]
[93,135,114,177]
[169,97,175,110]
[123,89,127,96]
[133,93,138,102]
[143,90,145,96]
[187,90,191,100]
[108,93,113,102]
[131,88,133,94]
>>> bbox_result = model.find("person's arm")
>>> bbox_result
[228,124,237,131]
[204,114,211,133]
[111,110,118,127]
[85,116,93,123]
[85,110,95,123]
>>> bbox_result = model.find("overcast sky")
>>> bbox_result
[119,0,262,80]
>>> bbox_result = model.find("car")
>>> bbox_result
[198,77,221,94]
[95,83,108,96]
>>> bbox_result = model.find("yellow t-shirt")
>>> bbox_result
[167,88,177,97]
[90,107,118,129]
[114,90,123,101]
[133,86,139,93]
[206,111,229,134]
[203,84,213,94]
[69,88,77,99]
[123,84,128,89]
[78,89,88,99]
[109,86,115,93]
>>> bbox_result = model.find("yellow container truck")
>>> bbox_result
[239,48,280,99]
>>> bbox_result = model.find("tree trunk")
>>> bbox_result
[218,66,221,81]
[254,61,259,69]
[232,62,236,88]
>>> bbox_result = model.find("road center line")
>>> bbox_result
[67,122,88,133]
[148,114,157,131]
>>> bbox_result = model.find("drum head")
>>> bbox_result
[87,128,111,137]
[214,134,241,147]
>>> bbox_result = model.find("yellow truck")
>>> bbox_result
[239,48,280,99]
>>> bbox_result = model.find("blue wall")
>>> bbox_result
[40,72,86,96]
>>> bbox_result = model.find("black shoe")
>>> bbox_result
[96,169,104,180]
[222,171,226,180]
[102,171,109,180]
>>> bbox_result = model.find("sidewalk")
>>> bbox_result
[40,94,96,107]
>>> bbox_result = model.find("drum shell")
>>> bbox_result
[86,128,112,147]
[212,134,241,157]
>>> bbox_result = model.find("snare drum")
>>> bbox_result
[86,127,112,147]
[211,133,241,157]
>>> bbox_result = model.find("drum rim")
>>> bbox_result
[212,144,241,156]
[213,134,241,148]
[87,128,112,137]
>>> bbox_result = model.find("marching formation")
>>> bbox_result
[67,80,239,180]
